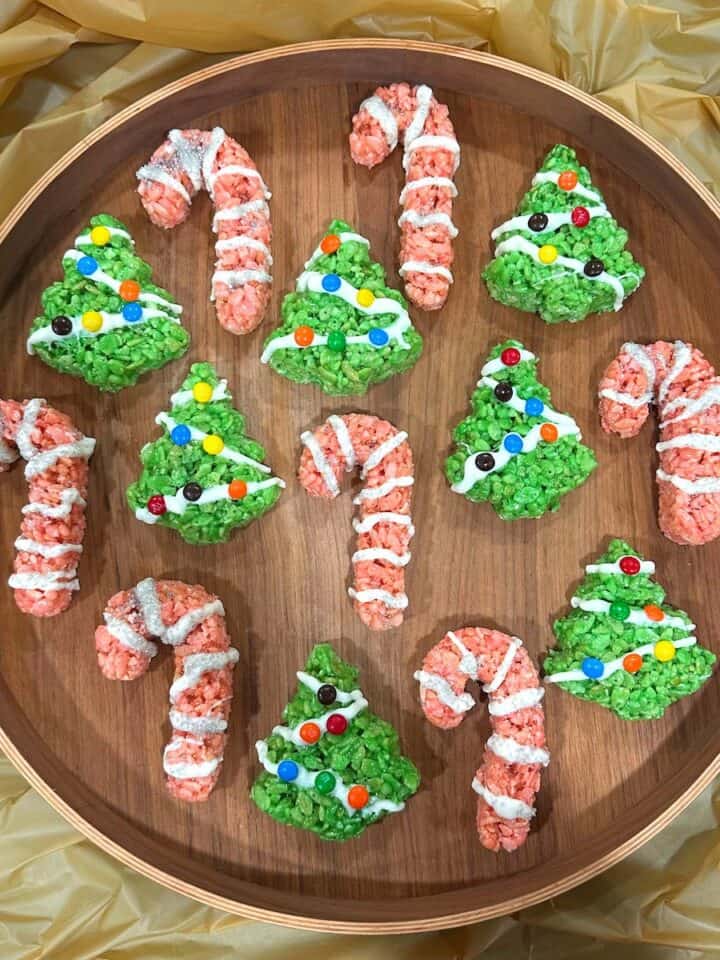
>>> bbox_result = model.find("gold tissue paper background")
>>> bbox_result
[1,1,720,957]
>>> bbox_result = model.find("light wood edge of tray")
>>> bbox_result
[1,38,719,934]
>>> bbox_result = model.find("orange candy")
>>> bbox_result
[119,279,141,302]
[557,170,579,191]
[299,722,321,744]
[623,653,643,674]
[229,479,248,500]
[644,604,665,622]
[540,423,559,442]
[320,234,341,255]
[347,785,370,809]
[294,325,315,347]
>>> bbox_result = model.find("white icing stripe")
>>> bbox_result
[488,687,545,717]
[165,600,226,646]
[494,234,634,311]
[327,415,355,471]
[76,225,133,245]
[403,135,460,173]
[491,206,609,239]
[598,388,652,408]
[135,478,284,523]
[399,260,453,282]
[452,418,581,495]
[167,129,204,190]
[24,438,95,480]
[214,235,272,261]
[586,559,656,575]
[14,537,81,558]
[359,94,398,150]
[348,587,408,609]
[169,649,239,701]
[301,430,339,495]
[211,267,271,296]
[656,433,720,453]
[399,176,458,204]
[304,232,370,270]
[134,577,165,638]
[570,596,693,630]
[255,740,403,817]
[212,199,269,227]
[295,271,410,325]
[27,307,173,352]
[472,778,535,821]
[353,512,414,534]
[362,431,408,476]
[478,376,577,428]
[447,631,480,678]
[272,696,368,745]
[351,547,411,566]
[656,470,720,494]
[480,349,536,376]
[296,671,361,706]
[661,385,720,427]
[136,164,191,203]
[486,734,550,767]
[353,476,414,503]
[104,614,158,658]
[403,84,433,147]
[483,637,522,693]
[201,127,225,198]
[414,669,474,714]
[64,249,182,314]
[22,488,85,518]
[260,309,412,362]
[170,380,228,406]
[207,164,271,198]
[15,399,42,460]
[156,412,271,472]
[531,170,603,204]
[658,340,692,407]
[8,571,78,592]
[546,635,698,684]
[163,753,221,781]
[170,710,227,734]
[621,342,656,393]
[398,210,458,237]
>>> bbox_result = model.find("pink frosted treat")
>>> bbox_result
[298,413,414,631]
[137,127,272,335]
[0,399,95,617]
[415,628,549,852]
[599,340,720,545]
[349,83,460,311]
[95,578,238,802]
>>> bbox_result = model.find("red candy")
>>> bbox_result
[619,555,641,575]
[326,713,348,735]
[500,347,521,367]
[571,206,590,227]
[147,494,167,516]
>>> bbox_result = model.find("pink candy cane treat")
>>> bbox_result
[0,399,95,617]
[415,628,549,852]
[350,83,460,311]
[95,578,238,802]
[599,340,720,545]
[137,127,272,335]
[298,414,414,631]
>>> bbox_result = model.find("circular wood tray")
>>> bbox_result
[1,39,720,934]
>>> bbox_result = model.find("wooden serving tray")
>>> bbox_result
[1,39,719,934]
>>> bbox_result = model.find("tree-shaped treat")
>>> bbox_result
[261,219,423,395]
[483,145,645,324]
[252,643,420,841]
[446,340,596,518]
[544,539,715,720]
[27,213,189,391]
[127,362,284,545]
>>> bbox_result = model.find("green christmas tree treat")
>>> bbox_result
[127,362,284,545]
[483,145,644,323]
[261,219,423,395]
[27,213,189,390]
[545,539,715,720]
[252,643,420,841]
[446,339,596,518]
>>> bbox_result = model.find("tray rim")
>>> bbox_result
[1,37,719,934]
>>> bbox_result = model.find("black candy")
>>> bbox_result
[493,380,513,402]
[317,684,337,706]
[51,315,73,336]
[475,452,495,473]
[182,482,203,502]
[584,258,605,277]
[528,212,549,232]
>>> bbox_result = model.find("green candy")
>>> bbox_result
[327,329,347,353]
[314,771,337,795]
[609,600,630,621]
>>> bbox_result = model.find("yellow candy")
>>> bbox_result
[654,640,676,663]
[202,434,224,455]
[89,225,111,246]
[357,288,375,308]
[81,310,103,332]
[192,381,213,403]
[538,244,558,264]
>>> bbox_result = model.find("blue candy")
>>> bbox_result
[321,273,341,293]
[77,256,98,276]
[503,433,524,454]
[368,327,389,347]
[277,759,299,782]
[170,424,192,446]
[122,301,143,322]
[525,397,544,417]
[581,656,605,679]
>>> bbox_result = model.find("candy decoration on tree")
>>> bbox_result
[26,214,188,391]
[544,539,715,720]
[483,144,644,323]
[0,399,95,617]
[95,579,238,802]
[252,643,419,840]
[127,362,284,544]
[261,219,422,395]
[349,83,460,311]
[298,413,414,631]
[415,627,548,853]
[137,127,272,335]
[599,339,720,545]
[446,340,596,518]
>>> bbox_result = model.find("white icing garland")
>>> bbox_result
[135,477,284,524]
[546,635,699,684]
[63,249,182,315]
[569,596,693,630]
[156,412,271,473]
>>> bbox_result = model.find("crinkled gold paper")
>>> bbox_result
[1,2,719,956]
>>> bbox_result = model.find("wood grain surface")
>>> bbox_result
[1,41,719,933]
